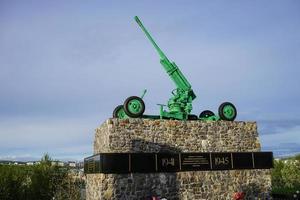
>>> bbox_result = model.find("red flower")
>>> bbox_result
[233,192,245,200]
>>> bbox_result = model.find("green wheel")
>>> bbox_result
[123,96,145,118]
[218,102,237,121]
[113,105,128,119]
[199,110,215,119]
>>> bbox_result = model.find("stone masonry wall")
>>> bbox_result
[86,118,271,200]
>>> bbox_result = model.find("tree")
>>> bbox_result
[28,154,68,200]
[271,159,285,188]
[281,160,300,189]
[272,156,300,195]
[295,154,300,162]
[0,154,81,200]
[0,165,30,200]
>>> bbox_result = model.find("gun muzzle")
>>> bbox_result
[134,16,142,26]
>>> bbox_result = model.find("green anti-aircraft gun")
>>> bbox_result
[113,16,237,121]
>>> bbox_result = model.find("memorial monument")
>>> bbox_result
[85,17,273,200]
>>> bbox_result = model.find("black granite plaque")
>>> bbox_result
[101,153,129,173]
[253,152,273,169]
[211,153,232,170]
[157,153,180,172]
[84,155,101,173]
[232,153,253,169]
[131,153,156,172]
[181,153,211,171]
[84,152,273,174]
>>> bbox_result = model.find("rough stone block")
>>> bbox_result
[87,119,271,200]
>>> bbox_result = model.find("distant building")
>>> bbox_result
[26,162,34,166]
[51,161,65,167]
[77,161,84,168]
[68,161,76,168]
[0,161,26,165]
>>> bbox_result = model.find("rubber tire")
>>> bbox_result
[188,114,198,120]
[123,96,145,118]
[218,102,237,121]
[113,105,124,118]
[199,110,215,119]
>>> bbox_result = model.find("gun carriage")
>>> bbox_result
[113,16,237,121]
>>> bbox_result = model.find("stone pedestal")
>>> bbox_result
[86,118,271,200]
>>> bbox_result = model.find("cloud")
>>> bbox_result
[0,1,300,160]
[0,115,105,160]
[258,119,300,135]
[260,124,300,157]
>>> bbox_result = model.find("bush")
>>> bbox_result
[0,154,83,200]
[272,154,300,194]
[0,165,30,200]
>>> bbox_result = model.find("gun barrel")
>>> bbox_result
[135,16,195,98]
[134,16,168,60]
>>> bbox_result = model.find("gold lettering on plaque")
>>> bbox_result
[182,155,209,167]
[161,158,175,167]
[215,157,229,165]
[88,160,95,172]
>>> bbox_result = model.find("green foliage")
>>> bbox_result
[0,165,30,200]
[281,160,300,188]
[54,174,82,200]
[272,155,300,194]
[295,153,300,162]
[0,154,83,200]
[271,160,285,188]
[29,160,68,199]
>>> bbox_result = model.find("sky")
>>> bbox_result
[0,0,299,161]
